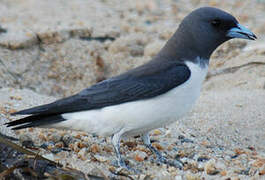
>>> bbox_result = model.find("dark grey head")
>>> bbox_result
[159,7,256,61]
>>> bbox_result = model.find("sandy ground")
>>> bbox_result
[0,0,265,179]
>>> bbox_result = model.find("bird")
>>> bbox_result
[6,7,256,171]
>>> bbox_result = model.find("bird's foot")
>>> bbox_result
[153,153,183,169]
[112,159,141,174]
[142,133,183,169]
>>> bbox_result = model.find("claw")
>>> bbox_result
[142,132,183,169]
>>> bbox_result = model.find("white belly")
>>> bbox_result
[54,61,208,137]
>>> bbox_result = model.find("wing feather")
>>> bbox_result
[13,60,191,116]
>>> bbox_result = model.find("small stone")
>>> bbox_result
[9,95,22,100]
[108,166,116,173]
[39,133,48,141]
[55,141,64,148]
[69,142,80,153]
[205,159,219,175]
[103,145,113,153]
[185,172,200,180]
[259,166,265,175]
[153,129,162,136]
[220,170,227,176]
[93,155,108,162]
[152,142,164,151]
[252,158,265,168]
[82,136,91,142]
[77,148,88,160]
[28,128,34,132]
[123,141,137,149]
[167,144,174,151]
[90,144,100,153]
[200,140,210,146]
[47,133,61,143]
[47,144,54,151]
[62,134,76,146]
[134,150,148,162]
[234,148,246,155]
[197,162,205,170]
[197,156,210,162]
[77,141,89,149]
[74,134,82,139]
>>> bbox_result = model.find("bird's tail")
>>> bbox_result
[5,114,65,130]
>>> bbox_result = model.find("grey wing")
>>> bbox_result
[12,61,191,116]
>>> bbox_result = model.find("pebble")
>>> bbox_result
[77,141,89,149]
[259,166,265,175]
[102,145,113,153]
[47,133,61,143]
[54,141,64,148]
[9,95,22,100]
[152,142,164,151]
[234,148,246,155]
[185,172,200,180]
[197,156,210,162]
[134,150,148,162]
[93,154,108,162]
[252,158,265,168]
[205,159,219,175]
[152,129,162,136]
[62,134,77,146]
[220,170,227,176]
[90,144,101,153]
[77,148,88,161]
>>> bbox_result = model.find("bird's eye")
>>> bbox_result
[211,19,221,27]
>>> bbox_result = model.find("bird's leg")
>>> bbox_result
[111,132,127,168]
[142,132,166,162]
[142,132,183,169]
[111,131,139,173]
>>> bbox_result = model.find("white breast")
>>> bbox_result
[55,60,208,137]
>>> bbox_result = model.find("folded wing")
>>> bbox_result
[7,60,190,129]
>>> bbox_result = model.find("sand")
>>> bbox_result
[0,0,265,179]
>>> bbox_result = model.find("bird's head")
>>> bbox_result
[174,7,257,59]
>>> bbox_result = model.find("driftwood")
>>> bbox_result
[206,61,265,80]
[0,134,94,180]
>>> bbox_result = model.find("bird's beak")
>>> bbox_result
[227,24,257,40]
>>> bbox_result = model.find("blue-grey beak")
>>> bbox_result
[227,24,257,40]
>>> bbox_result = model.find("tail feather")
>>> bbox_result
[11,106,50,115]
[5,114,65,130]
